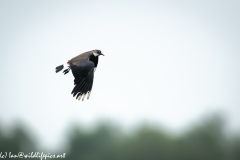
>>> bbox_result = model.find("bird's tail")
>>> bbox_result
[56,64,70,75]
[55,65,64,73]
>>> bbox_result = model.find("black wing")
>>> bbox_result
[70,60,94,101]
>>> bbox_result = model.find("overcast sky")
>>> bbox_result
[0,0,240,149]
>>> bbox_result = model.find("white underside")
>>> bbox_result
[63,63,70,69]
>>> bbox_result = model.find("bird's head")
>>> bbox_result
[92,49,104,57]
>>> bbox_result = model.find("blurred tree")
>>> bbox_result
[176,115,227,160]
[120,125,175,160]
[66,123,121,160]
[0,114,240,160]
[0,123,36,160]
[227,136,240,160]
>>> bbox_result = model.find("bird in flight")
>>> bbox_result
[55,49,104,101]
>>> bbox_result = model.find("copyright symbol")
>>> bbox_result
[18,152,24,158]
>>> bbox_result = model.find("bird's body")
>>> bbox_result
[56,49,104,101]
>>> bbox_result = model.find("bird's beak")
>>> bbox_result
[100,53,104,56]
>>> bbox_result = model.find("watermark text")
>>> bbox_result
[0,152,65,160]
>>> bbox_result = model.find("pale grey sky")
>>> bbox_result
[0,0,240,149]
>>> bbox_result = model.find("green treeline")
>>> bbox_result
[0,115,239,160]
